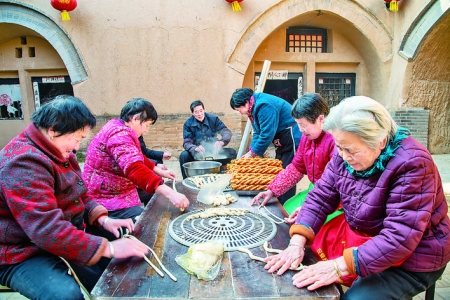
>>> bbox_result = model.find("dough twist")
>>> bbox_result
[231,174,275,185]
[227,158,283,191]
[230,184,268,191]
[231,166,283,174]
[231,158,282,167]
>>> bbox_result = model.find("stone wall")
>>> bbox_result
[390,109,430,149]
[402,14,450,154]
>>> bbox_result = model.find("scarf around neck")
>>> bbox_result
[344,127,410,178]
[248,96,255,123]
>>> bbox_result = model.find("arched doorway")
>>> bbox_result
[0,2,87,147]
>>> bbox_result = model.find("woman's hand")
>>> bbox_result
[292,258,347,290]
[156,184,190,209]
[162,152,172,160]
[284,207,301,224]
[264,243,306,275]
[102,217,135,238]
[242,151,253,158]
[160,169,176,180]
[152,166,176,180]
[251,190,274,206]
[108,238,149,259]
[168,191,189,209]
[156,163,168,170]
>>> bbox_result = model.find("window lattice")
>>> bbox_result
[316,74,355,108]
[286,27,327,53]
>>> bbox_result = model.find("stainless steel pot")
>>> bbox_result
[182,161,222,177]
[203,156,233,166]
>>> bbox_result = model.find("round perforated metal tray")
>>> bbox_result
[168,210,277,251]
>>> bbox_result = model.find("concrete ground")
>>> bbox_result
[1,154,450,300]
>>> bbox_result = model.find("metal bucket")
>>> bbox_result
[182,161,222,177]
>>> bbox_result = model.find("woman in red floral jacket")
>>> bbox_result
[0,96,149,299]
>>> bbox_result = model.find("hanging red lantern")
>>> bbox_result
[225,0,244,12]
[50,0,77,21]
[384,0,400,12]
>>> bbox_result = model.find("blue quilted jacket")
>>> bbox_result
[297,135,450,276]
[249,93,301,156]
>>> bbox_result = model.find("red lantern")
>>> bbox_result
[225,0,244,12]
[50,0,77,21]
[384,0,400,12]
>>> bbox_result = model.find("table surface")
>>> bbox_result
[91,182,340,300]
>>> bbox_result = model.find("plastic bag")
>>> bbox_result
[197,174,232,205]
[175,241,224,281]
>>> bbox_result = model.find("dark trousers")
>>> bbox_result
[0,252,110,300]
[85,206,144,241]
[137,188,154,206]
[342,266,445,300]
[179,150,194,179]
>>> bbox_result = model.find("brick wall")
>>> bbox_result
[390,109,430,148]
[80,109,429,158]
[82,112,243,160]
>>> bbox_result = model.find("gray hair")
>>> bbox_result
[323,96,397,149]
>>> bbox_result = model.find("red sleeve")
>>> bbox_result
[143,156,156,169]
[125,161,163,194]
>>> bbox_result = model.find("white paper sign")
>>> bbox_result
[267,70,288,80]
[42,76,65,83]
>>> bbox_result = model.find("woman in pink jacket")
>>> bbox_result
[83,98,189,240]
[251,93,335,216]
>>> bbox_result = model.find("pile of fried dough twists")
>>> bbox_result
[227,158,283,191]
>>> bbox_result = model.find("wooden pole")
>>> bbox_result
[237,60,271,157]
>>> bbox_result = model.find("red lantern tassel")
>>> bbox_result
[61,10,70,21]
[390,0,398,12]
[231,1,242,12]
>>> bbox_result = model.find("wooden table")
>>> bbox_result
[91,182,340,300]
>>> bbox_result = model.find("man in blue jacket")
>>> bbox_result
[230,88,301,203]
[180,100,236,179]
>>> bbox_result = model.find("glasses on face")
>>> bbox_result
[72,136,82,144]
[298,123,308,131]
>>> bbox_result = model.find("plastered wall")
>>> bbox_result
[0,0,449,153]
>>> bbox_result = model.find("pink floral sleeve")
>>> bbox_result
[267,163,303,197]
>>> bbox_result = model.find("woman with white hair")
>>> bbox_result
[263,96,450,299]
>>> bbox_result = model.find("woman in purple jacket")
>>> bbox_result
[264,96,450,299]
[0,96,149,299]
